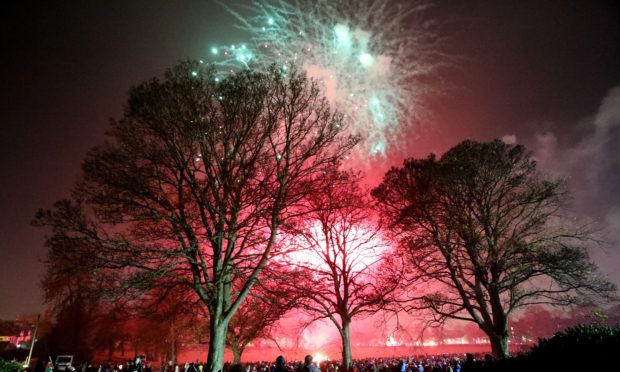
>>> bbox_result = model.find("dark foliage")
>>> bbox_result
[34,60,356,372]
[372,139,616,358]
[0,359,22,372]
[485,324,620,371]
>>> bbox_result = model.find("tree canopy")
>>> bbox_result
[283,170,398,368]
[34,61,357,371]
[372,139,616,358]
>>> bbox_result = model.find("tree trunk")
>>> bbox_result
[206,316,229,372]
[488,290,509,359]
[231,343,242,364]
[488,331,510,359]
[170,319,177,366]
[107,340,114,361]
[340,321,352,371]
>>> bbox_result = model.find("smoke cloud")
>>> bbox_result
[529,84,620,284]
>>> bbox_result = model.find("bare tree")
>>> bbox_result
[372,140,616,358]
[216,260,301,363]
[38,210,207,364]
[34,61,357,372]
[285,170,398,369]
[135,286,207,365]
[37,225,114,361]
[225,281,296,363]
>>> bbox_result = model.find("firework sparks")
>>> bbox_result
[210,0,438,158]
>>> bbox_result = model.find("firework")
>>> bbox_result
[210,0,438,158]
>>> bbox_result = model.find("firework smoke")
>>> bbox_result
[210,0,438,159]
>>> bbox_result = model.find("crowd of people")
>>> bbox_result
[41,353,495,372]
[216,353,494,372]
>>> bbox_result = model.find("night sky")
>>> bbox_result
[2,0,620,319]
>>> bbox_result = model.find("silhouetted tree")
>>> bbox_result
[39,224,207,364]
[44,287,95,361]
[132,286,205,365]
[90,304,131,361]
[34,61,357,372]
[37,241,107,361]
[38,206,145,362]
[286,170,398,369]
[372,140,616,359]
[225,277,297,363]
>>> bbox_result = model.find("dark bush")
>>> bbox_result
[0,359,23,372]
[485,324,620,372]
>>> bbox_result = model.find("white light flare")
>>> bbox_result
[285,221,388,273]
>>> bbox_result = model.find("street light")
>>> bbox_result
[24,314,40,368]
